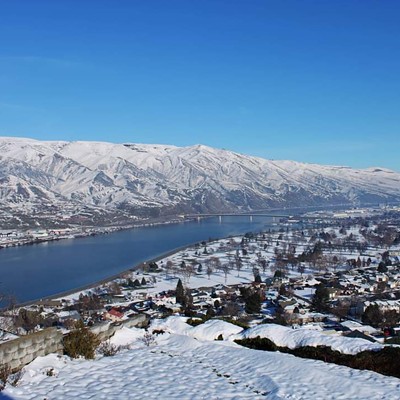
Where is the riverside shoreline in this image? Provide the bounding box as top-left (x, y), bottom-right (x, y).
top-left (0, 216), bottom-right (191, 250)
top-left (4, 204), bottom-right (382, 308)
top-left (13, 236), bottom-right (216, 309)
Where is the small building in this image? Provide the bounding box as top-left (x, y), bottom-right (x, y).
top-left (104, 308), bottom-right (124, 322)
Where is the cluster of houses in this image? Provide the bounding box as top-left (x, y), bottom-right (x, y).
top-left (2, 211), bottom-right (400, 347)
top-left (2, 259), bottom-right (399, 347)
top-left (0, 226), bottom-right (117, 248)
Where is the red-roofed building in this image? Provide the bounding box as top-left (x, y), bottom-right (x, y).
top-left (104, 308), bottom-right (124, 322)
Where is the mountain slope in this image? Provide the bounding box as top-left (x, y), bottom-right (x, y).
top-left (1, 136), bottom-right (399, 227)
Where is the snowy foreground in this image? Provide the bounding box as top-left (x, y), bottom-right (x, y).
top-left (4, 318), bottom-right (400, 400)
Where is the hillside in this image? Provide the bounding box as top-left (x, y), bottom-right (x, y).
top-left (1, 137), bottom-right (400, 228)
top-left (3, 318), bottom-right (400, 399)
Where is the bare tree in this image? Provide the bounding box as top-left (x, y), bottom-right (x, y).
top-left (210, 256), bottom-right (221, 270)
top-left (108, 282), bottom-right (121, 296)
top-left (257, 258), bottom-right (268, 274)
top-left (331, 299), bottom-right (351, 321)
top-left (205, 258), bottom-right (214, 279)
top-left (235, 257), bottom-right (243, 277)
top-left (165, 260), bottom-right (174, 278)
top-left (220, 263), bottom-right (231, 284)
top-left (297, 264), bottom-right (305, 277)
top-left (182, 263), bottom-right (196, 284)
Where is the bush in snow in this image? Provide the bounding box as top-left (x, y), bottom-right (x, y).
top-left (0, 364), bottom-right (12, 391)
top-left (140, 330), bottom-right (156, 347)
top-left (97, 340), bottom-right (120, 357)
top-left (63, 320), bottom-right (100, 359)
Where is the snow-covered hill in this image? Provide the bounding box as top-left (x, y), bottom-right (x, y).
top-left (1, 136), bottom-right (400, 226)
top-left (3, 318), bottom-right (400, 399)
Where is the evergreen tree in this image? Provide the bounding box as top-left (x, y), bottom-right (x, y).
top-left (133, 279), bottom-right (141, 287)
top-left (377, 262), bottom-right (388, 273)
top-left (362, 304), bottom-right (383, 328)
top-left (240, 287), bottom-right (262, 314)
top-left (279, 284), bottom-right (288, 297)
top-left (175, 279), bottom-right (185, 305)
top-left (311, 283), bottom-right (330, 312)
top-left (245, 292), bottom-right (262, 314)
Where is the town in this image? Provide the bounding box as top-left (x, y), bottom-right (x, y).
top-left (1, 206), bottom-right (400, 386)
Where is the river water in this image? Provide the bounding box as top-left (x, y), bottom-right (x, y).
top-left (0, 215), bottom-right (288, 303)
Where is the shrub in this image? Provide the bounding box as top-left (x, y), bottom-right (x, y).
top-left (0, 364), bottom-right (12, 391)
top-left (152, 329), bottom-right (165, 335)
top-left (97, 341), bottom-right (120, 357)
top-left (186, 318), bottom-right (205, 327)
top-left (9, 369), bottom-right (24, 387)
top-left (235, 336), bottom-right (400, 379)
top-left (140, 330), bottom-right (156, 347)
top-left (63, 320), bottom-right (100, 359)
top-left (235, 337), bottom-right (277, 352)
top-left (385, 336), bottom-right (400, 345)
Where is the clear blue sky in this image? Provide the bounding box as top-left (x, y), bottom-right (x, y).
top-left (0, 0), bottom-right (399, 171)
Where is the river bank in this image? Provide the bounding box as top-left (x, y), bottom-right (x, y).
top-left (15, 236), bottom-right (214, 309)
top-left (2, 204), bottom-right (382, 305)
top-left (0, 215), bottom-right (195, 250)
top-left (1, 214), bottom-right (279, 304)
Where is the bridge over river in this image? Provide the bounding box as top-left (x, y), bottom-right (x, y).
top-left (181, 212), bottom-right (324, 221)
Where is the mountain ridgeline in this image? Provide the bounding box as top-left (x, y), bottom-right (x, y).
top-left (1, 137), bottom-right (400, 227)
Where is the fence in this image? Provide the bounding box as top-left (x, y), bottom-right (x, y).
top-left (0, 327), bottom-right (63, 371)
top-left (0, 314), bottom-right (149, 371)
top-left (91, 314), bottom-right (149, 342)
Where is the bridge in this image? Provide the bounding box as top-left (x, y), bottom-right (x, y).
top-left (180, 212), bottom-right (326, 221)
top-left (182, 213), bottom-right (293, 218)
top-left (180, 213), bottom-right (296, 223)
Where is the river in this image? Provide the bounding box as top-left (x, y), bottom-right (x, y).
top-left (0, 214), bottom-right (290, 304)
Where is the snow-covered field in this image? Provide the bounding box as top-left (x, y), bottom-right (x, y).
top-left (4, 318), bottom-right (400, 400)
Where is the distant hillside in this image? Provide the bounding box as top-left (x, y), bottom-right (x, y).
top-left (1, 137), bottom-right (400, 228)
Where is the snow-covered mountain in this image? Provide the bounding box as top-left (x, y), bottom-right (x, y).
top-left (1, 136), bottom-right (400, 226)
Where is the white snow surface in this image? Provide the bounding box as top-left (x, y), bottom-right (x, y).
top-left (150, 316), bottom-right (243, 341)
top-left (190, 319), bottom-right (243, 341)
top-left (4, 317), bottom-right (400, 399)
top-left (235, 323), bottom-right (383, 355)
top-left (108, 326), bottom-right (145, 347)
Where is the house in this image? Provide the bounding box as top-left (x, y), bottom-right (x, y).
top-left (57, 310), bottom-right (82, 324)
top-left (327, 288), bottom-right (341, 299)
top-left (340, 320), bottom-right (378, 336)
top-left (104, 308), bottom-right (124, 322)
top-left (192, 301), bottom-right (210, 311)
top-left (357, 299), bottom-right (400, 315)
top-left (344, 330), bottom-right (377, 343)
top-left (374, 274), bottom-right (388, 283)
top-left (36, 299), bottom-right (63, 309)
top-left (277, 298), bottom-right (298, 314)
top-left (192, 291), bottom-right (211, 303)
